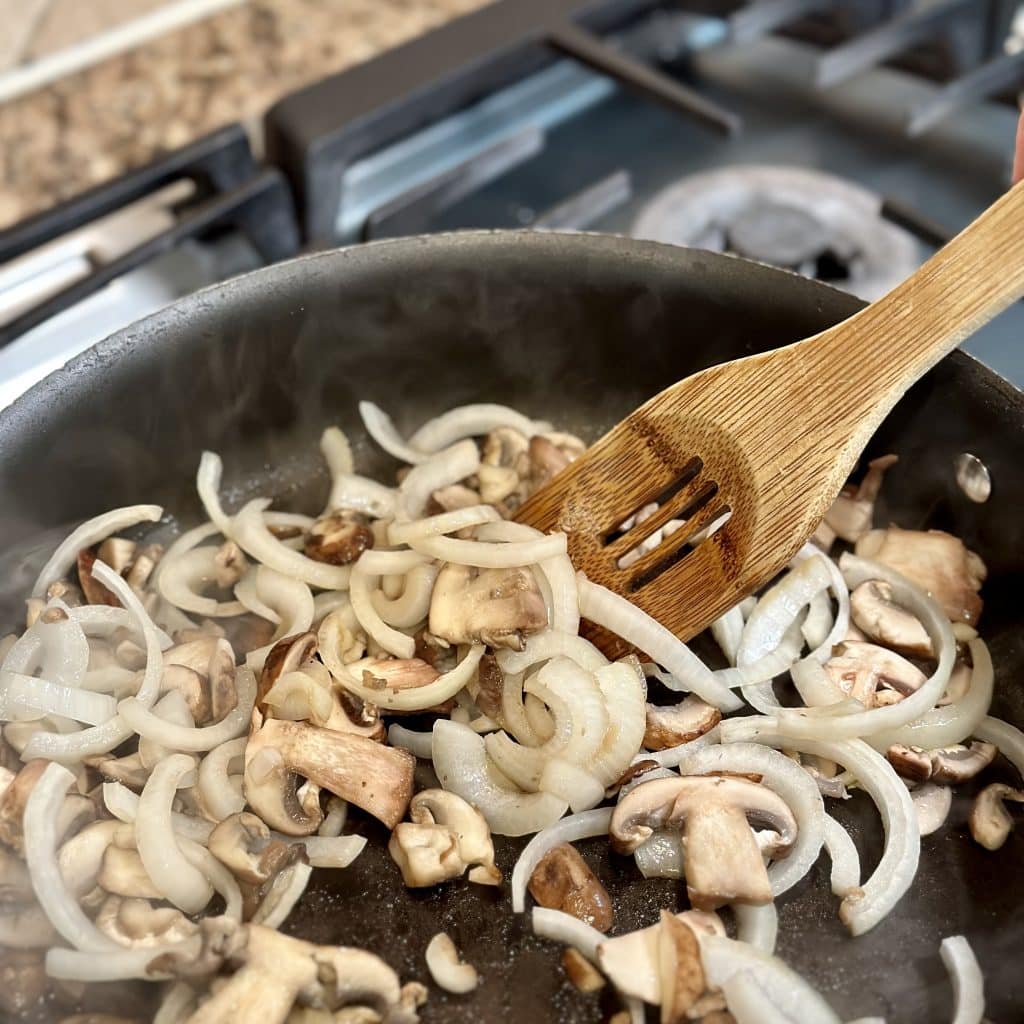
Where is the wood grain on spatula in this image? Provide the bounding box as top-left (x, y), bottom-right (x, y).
top-left (517, 178), bottom-right (1024, 644)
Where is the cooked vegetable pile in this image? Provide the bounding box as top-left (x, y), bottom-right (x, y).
top-left (0, 401), bottom-right (1011, 1024)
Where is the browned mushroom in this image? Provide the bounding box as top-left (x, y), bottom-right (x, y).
top-left (969, 783), bottom-right (1024, 850)
top-left (360, 658), bottom-right (440, 692)
top-left (527, 843), bottom-right (612, 932)
top-left (855, 527), bottom-right (986, 625)
top-left (304, 511), bottom-right (374, 566)
top-left (562, 948), bottom-right (605, 993)
top-left (644, 697), bottom-right (721, 751)
top-left (162, 637), bottom-right (237, 725)
top-left (473, 653), bottom-right (505, 722)
top-left (0, 759), bottom-right (47, 852)
top-left (258, 632), bottom-right (319, 709)
top-left (244, 710), bottom-right (415, 835)
top-left (77, 548), bottom-right (120, 606)
top-left (886, 741), bottom-right (997, 784)
top-left (97, 847), bottom-right (162, 900)
top-left (428, 563), bottom-right (547, 651)
top-left (657, 909), bottom-right (705, 1024)
top-left (849, 580), bottom-right (932, 657)
top-left (610, 776), bottom-right (797, 910)
top-left (824, 641), bottom-right (927, 708)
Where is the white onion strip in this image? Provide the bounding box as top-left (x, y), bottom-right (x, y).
top-left (408, 403), bottom-right (544, 452)
top-left (197, 452), bottom-right (233, 537)
top-left (497, 630), bottom-right (607, 676)
top-left (31, 504), bottom-right (163, 597)
top-left (23, 762), bottom-right (119, 951)
top-left (940, 935), bottom-right (984, 1024)
top-left (822, 815), bottom-right (861, 898)
top-left (136, 754), bottom-right (212, 914)
top-left (298, 835), bottom-right (366, 869)
top-left (234, 499), bottom-right (351, 590)
top-left (119, 667), bottom-right (255, 752)
top-left (511, 808), bottom-right (612, 912)
top-left (0, 670), bottom-right (115, 725)
top-left (531, 906), bottom-right (603, 961)
top-left (102, 781), bottom-right (214, 844)
top-left (733, 903), bottom-right (778, 954)
top-left (358, 401), bottom-right (429, 464)
top-left (578, 575), bottom-right (741, 711)
top-left (388, 723), bottom-right (434, 759)
top-left (408, 531), bottom-right (568, 569)
top-left (371, 563), bottom-right (439, 628)
top-left (157, 546), bottom-right (246, 617)
top-left (777, 554), bottom-right (955, 739)
top-left (974, 715), bottom-right (1024, 779)
top-left (46, 942), bottom-right (195, 982)
top-left (389, 506), bottom-right (500, 545)
top-left (349, 566), bottom-right (416, 659)
top-left (320, 425), bottom-right (354, 477)
top-left (722, 716), bottom-right (917, 936)
top-left (398, 440), bottom-right (480, 520)
top-left (197, 737), bottom-right (247, 821)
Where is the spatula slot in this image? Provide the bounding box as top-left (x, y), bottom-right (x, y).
top-left (626, 500), bottom-right (730, 593)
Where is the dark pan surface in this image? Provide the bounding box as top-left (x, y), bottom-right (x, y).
top-left (1, 232), bottom-right (1022, 1022)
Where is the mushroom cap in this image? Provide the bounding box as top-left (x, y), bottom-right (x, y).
top-left (644, 697), bottom-right (721, 752)
top-left (849, 580), bottom-right (932, 657)
top-left (304, 512), bottom-right (374, 567)
top-left (388, 823), bottom-right (463, 888)
top-left (969, 783), bottom-right (1024, 851)
top-left (409, 789), bottom-right (500, 886)
top-left (824, 641), bottom-right (927, 709)
top-left (208, 812), bottom-right (297, 886)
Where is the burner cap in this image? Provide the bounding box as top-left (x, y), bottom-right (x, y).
top-left (631, 165), bottom-right (920, 300)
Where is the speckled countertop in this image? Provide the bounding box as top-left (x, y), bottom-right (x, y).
top-left (0, 0), bottom-right (492, 229)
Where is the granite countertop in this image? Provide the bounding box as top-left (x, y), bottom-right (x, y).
top-left (0, 0), bottom-right (491, 230)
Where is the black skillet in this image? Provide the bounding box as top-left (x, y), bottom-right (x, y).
top-left (0, 231), bottom-right (1022, 1023)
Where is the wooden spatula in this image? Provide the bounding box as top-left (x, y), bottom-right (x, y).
top-left (516, 179), bottom-right (1024, 642)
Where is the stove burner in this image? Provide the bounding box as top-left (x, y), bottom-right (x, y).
top-left (631, 166), bottom-right (921, 300)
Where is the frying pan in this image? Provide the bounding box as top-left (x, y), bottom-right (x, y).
top-left (1, 231), bottom-right (1022, 1023)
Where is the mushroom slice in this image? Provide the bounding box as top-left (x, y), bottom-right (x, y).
top-left (389, 822), bottom-right (463, 888)
top-left (822, 454), bottom-right (897, 544)
top-left (360, 658), bottom-right (440, 692)
top-left (823, 641), bottom-right (926, 708)
top-left (849, 580), bottom-right (932, 657)
top-left (0, 759), bottom-right (47, 852)
top-left (886, 741), bottom-right (997, 784)
top-left (527, 842), bottom-right (612, 931)
top-left (428, 484), bottom-right (482, 516)
top-left (482, 427), bottom-right (530, 472)
top-left (304, 512), bottom-right (374, 566)
top-left (95, 896), bottom-right (198, 948)
top-left (327, 690), bottom-right (385, 742)
top-left (244, 711), bottom-right (415, 835)
top-left (258, 632), bottom-right (319, 709)
top-left (644, 697), bottom-right (721, 752)
top-left (610, 776), bottom-right (797, 910)
top-left (885, 744), bottom-right (933, 783)
top-left (428, 563), bottom-right (548, 651)
top-left (208, 812), bottom-right (296, 887)
top-left (911, 783), bottom-right (953, 836)
top-left (855, 527), bottom-right (986, 625)
top-left (408, 789), bottom-right (501, 886)
top-left (562, 948), bottom-right (605, 993)
top-left (969, 783), bottom-right (1024, 851)
top-left (528, 435), bottom-right (571, 489)
top-left (97, 847), bottom-right (162, 900)
top-left (425, 932), bottom-right (478, 995)
top-left (657, 909), bottom-right (705, 1024)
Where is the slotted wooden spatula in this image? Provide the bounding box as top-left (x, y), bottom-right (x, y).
top-left (516, 179), bottom-right (1024, 642)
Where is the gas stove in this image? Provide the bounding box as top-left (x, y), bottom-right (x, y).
top-left (1, 0), bottom-right (1023, 408)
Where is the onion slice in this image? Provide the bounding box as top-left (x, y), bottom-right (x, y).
top-left (23, 762), bottom-right (119, 951)
top-left (408, 530), bottom-right (567, 569)
top-left (408, 403), bottom-right (545, 452)
top-left (31, 504), bottom-right (162, 597)
top-left (359, 401), bottom-right (430, 464)
top-left (974, 715), bottom-right (1024, 779)
top-left (822, 815), bottom-right (861, 898)
top-left (940, 935), bottom-right (984, 1024)
top-left (733, 903), bottom-right (778, 955)
top-left (577, 576), bottom-right (740, 711)
top-left (531, 906), bottom-right (604, 960)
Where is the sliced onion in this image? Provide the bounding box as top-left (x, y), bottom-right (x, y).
top-left (634, 830), bottom-right (685, 879)
top-left (497, 630), bottom-right (607, 676)
top-left (672, 742), bottom-right (824, 898)
top-left (531, 906), bottom-right (604, 960)
top-left (791, 657), bottom-right (845, 708)
top-left (974, 715), bottom-right (1024, 779)
top-left (157, 546), bottom-right (246, 617)
top-left (712, 605), bottom-right (745, 665)
top-left (776, 555), bottom-right (955, 740)
top-left (197, 736), bottom-right (247, 821)
top-left (102, 781), bottom-right (214, 844)
top-left (408, 530), bottom-right (567, 569)
top-left (238, 567), bottom-right (314, 673)
top-left (251, 861), bottom-right (311, 928)
top-left (153, 981), bottom-right (198, 1024)
top-left (529, 657), bottom-right (609, 765)
top-left (197, 452), bottom-right (233, 537)
top-left (388, 723), bottom-right (434, 759)
top-left (349, 565), bottom-right (416, 659)
top-left (326, 472), bottom-right (396, 519)
top-left (408, 403), bottom-right (544, 452)
top-left (398, 440), bottom-right (480, 519)
top-left (389, 506), bottom-right (501, 546)
top-left (180, 837), bottom-right (242, 920)
top-left (0, 670), bottom-right (116, 725)
top-left (321, 425), bottom-right (354, 477)
top-left (358, 400), bottom-right (430, 464)
top-left (539, 758), bottom-right (604, 812)
top-left (700, 936), bottom-right (841, 1024)
top-left (46, 942), bottom-right (195, 982)
top-left (577, 576), bottom-right (740, 711)
top-left (822, 816), bottom-right (861, 898)
top-left (722, 716), bottom-right (917, 936)
top-left (734, 903), bottom-right (778, 954)
top-left (234, 571), bottom-right (281, 625)
top-left (136, 754), bottom-right (213, 914)
top-left (298, 834), bottom-right (366, 869)
top-left (511, 807), bottom-right (612, 912)
top-left (432, 719), bottom-right (567, 836)
top-left (23, 761), bottom-right (119, 951)
top-left (869, 638), bottom-right (993, 751)
top-left (338, 644), bottom-right (483, 712)
top-left (233, 499), bottom-right (351, 590)
top-left (31, 504), bottom-right (162, 597)
top-left (590, 659), bottom-right (647, 787)
top-left (119, 666), bottom-right (255, 752)
top-left (37, 603), bottom-right (91, 687)
top-left (371, 563), bottom-right (439, 628)
top-left (940, 935), bottom-right (984, 1024)
top-left (802, 591), bottom-right (833, 650)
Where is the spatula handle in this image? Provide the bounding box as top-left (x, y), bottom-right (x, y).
top-left (813, 176), bottom-right (1024, 414)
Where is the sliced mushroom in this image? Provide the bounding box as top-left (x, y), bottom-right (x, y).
top-left (408, 789), bottom-right (500, 886)
top-left (886, 741), bottom-right (997, 784)
top-left (388, 822), bottom-right (462, 888)
top-left (610, 776), bottom-right (797, 910)
top-left (427, 484), bottom-right (482, 516)
top-left (97, 846), bottom-right (162, 900)
top-left (855, 527), bottom-right (986, 625)
top-left (657, 909), bottom-right (705, 1024)
top-left (244, 710), bottom-right (415, 835)
top-left (473, 653), bottom-right (505, 722)
top-left (91, 752), bottom-right (150, 790)
top-left (562, 948), bottom-right (605, 993)
top-left (125, 544), bottom-right (162, 592)
top-left (849, 580), bottom-right (932, 658)
top-left (304, 512), bottom-right (374, 566)
top-left (95, 896), bottom-right (198, 948)
top-left (162, 637), bottom-right (237, 725)
top-left (428, 563), bottom-right (547, 651)
top-left (527, 842), bottom-right (612, 931)
top-left (477, 463), bottom-right (521, 506)
top-left (207, 813), bottom-right (296, 887)
top-left (258, 633), bottom-right (319, 710)
top-left (425, 932), bottom-right (478, 994)
top-left (821, 454), bottom-right (897, 544)
top-left (912, 783), bottom-right (953, 836)
top-left (644, 697), bottom-right (721, 751)
top-left (482, 427), bottom-right (530, 473)
top-left (824, 641), bottom-right (927, 708)
top-left (360, 658), bottom-right (440, 692)
top-left (969, 783), bottom-right (1024, 850)
top-left (0, 759), bottom-right (47, 852)
top-left (528, 435), bottom-right (571, 490)
top-left (329, 690), bottom-right (386, 742)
